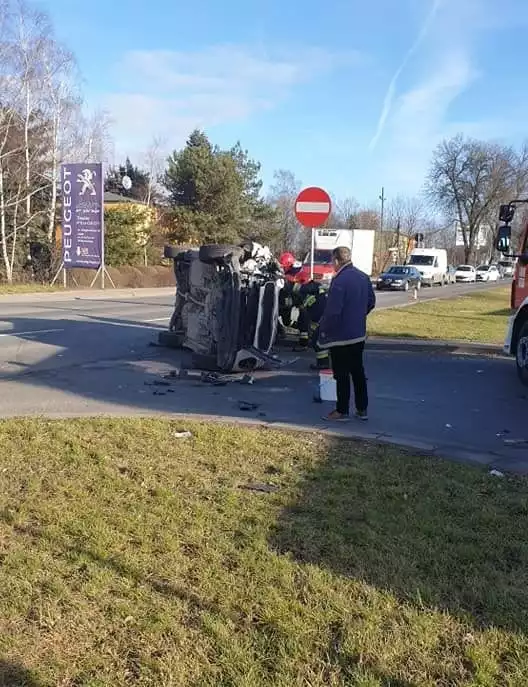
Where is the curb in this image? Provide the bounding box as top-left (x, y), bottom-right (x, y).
top-left (0, 287), bottom-right (175, 304)
top-left (366, 337), bottom-right (507, 357)
top-left (15, 410), bottom-right (512, 472)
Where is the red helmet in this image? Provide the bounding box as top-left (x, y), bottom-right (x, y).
top-left (279, 252), bottom-right (295, 269)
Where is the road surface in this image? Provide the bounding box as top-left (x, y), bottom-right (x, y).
top-left (0, 282), bottom-right (525, 473)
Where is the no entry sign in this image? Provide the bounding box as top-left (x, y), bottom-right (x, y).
top-left (295, 186), bottom-right (331, 228)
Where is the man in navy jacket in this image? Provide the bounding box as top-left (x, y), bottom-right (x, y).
top-left (318, 246), bottom-right (376, 421)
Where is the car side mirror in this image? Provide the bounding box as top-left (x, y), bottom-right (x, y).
top-left (499, 204), bottom-right (516, 224)
top-left (495, 225), bottom-right (511, 254)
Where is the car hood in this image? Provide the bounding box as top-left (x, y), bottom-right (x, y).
top-left (380, 273), bottom-right (407, 279)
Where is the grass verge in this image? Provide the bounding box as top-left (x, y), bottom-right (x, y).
top-left (0, 283), bottom-right (62, 295)
top-left (1, 418), bottom-right (528, 686)
top-left (368, 286), bottom-right (511, 344)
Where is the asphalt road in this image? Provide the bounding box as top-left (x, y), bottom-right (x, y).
top-left (0, 281), bottom-right (525, 473)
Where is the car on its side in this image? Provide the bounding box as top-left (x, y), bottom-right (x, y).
top-left (476, 264), bottom-right (500, 282)
top-left (455, 265), bottom-right (476, 283)
top-left (376, 265), bottom-right (422, 291)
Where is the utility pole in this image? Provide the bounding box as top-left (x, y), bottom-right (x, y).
top-left (379, 186), bottom-right (386, 232)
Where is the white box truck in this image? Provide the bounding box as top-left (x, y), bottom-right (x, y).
top-left (296, 228), bottom-right (375, 283)
top-left (407, 247), bottom-right (448, 286)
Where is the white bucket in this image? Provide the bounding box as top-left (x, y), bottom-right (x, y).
top-left (319, 369), bottom-right (337, 402)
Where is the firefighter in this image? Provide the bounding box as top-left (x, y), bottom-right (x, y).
top-left (278, 252), bottom-right (302, 328)
top-left (296, 279), bottom-right (330, 369)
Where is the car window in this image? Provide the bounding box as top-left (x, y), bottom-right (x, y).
top-left (409, 255), bottom-right (434, 266)
top-left (476, 265), bottom-right (489, 271)
top-left (457, 265), bottom-right (472, 271)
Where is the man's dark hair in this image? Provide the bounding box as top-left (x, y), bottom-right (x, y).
top-left (332, 246), bottom-right (352, 264)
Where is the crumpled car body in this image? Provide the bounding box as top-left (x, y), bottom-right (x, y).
top-left (164, 242), bottom-right (285, 372)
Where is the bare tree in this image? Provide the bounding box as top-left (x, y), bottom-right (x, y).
top-left (426, 134), bottom-right (515, 262)
top-left (268, 169), bottom-right (303, 254)
top-left (386, 195), bottom-right (429, 261)
top-left (143, 135), bottom-right (166, 206)
top-left (9, 0), bottom-right (52, 224)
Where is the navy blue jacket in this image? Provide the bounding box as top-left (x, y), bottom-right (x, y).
top-left (318, 263), bottom-right (375, 349)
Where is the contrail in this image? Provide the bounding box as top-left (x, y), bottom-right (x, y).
top-left (368, 0), bottom-right (443, 151)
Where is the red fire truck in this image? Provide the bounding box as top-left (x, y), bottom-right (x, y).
top-left (496, 201), bottom-right (528, 385)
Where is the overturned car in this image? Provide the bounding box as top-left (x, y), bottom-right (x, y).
top-left (161, 242), bottom-right (285, 372)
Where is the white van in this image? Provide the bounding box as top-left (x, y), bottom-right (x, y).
top-left (407, 248), bottom-right (448, 286)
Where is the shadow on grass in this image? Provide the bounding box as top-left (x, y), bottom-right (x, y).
top-left (270, 437), bottom-right (528, 635)
top-left (488, 308), bottom-right (513, 316)
top-left (0, 660), bottom-right (42, 686)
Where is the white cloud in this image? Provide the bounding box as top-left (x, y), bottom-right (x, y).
top-left (102, 44), bottom-right (362, 157)
top-left (368, 0), bottom-right (443, 151)
top-left (368, 0), bottom-right (515, 195)
top-left (379, 50), bottom-right (478, 191)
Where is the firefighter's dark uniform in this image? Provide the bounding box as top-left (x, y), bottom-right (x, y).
top-left (278, 265), bottom-right (303, 328)
top-left (297, 281), bottom-right (329, 369)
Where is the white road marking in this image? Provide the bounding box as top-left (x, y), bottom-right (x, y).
top-left (0, 328), bottom-right (65, 338)
top-left (145, 317), bottom-right (170, 322)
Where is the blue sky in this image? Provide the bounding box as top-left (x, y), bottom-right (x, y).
top-left (44, 0), bottom-right (528, 206)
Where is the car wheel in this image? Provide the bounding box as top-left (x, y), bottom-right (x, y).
top-left (164, 245), bottom-right (185, 259)
top-left (199, 244), bottom-right (244, 265)
top-left (516, 321), bottom-right (528, 386)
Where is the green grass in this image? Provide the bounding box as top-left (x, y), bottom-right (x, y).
top-left (0, 283), bottom-right (63, 295)
top-left (1, 418), bottom-right (528, 686)
top-left (368, 287), bottom-right (512, 344)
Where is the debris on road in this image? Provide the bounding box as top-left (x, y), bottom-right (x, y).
top-left (201, 372), bottom-right (229, 386)
top-left (238, 401), bottom-right (260, 411)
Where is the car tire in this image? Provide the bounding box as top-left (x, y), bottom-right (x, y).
top-left (164, 245), bottom-right (184, 259)
top-left (516, 321), bottom-right (528, 386)
top-left (199, 244), bottom-right (244, 265)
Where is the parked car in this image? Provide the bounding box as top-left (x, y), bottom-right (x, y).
top-left (446, 265), bottom-right (457, 284)
top-left (162, 242), bottom-right (284, 372)
top-left (476, 264), bottom-right (500, 282)
top-left (498, 259), bottom-right (514, 278)
top-left (455, 265), bottom-right (476, 283)
top-left (376, 265), bottom-right (422, 291)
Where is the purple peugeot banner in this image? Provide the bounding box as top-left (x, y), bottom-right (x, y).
top-left (61, 163), bottom-right (103, 269)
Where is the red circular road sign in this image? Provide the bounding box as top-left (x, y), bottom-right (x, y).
top-left (294, 186), bottom-right (332, 228)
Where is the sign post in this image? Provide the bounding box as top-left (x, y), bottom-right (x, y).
top-left (294, 186), bottom-right (332, 279)
top-left (52, 162), bottom-right (115, 289)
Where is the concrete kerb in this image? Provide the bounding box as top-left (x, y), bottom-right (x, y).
top-left (18, 410), bottom-right (510, 474)
top-left (0, 287), bottom-right (176, 304)
top-left (366, 337), bottom-right (507, 358)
